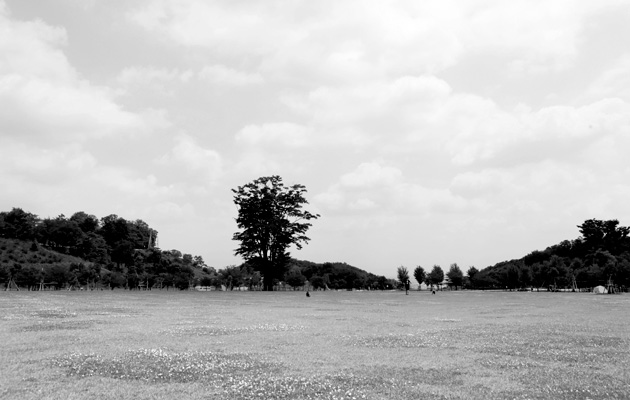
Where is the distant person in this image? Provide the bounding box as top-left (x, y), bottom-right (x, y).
top-left (405, 279), bottom-right (410, 295)
top-left (306, 290), bottom-right (310, 297)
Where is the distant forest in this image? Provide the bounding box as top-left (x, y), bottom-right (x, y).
top-left (0, 207), bottom-right (394, 291)
top-left (471, 219), bottom-right (630, 291)
top-left (1, 208), bottom-right (628, 291)
top-left (0, 207), bottom-right (204, 290)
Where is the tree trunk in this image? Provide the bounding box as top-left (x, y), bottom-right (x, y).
top-left (263, 274), bottom-right (274, 291)
top-left (260, 258), bottom-right (275, 291)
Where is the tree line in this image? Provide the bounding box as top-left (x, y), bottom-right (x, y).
top-left (468, 219), bottom-right (630, 291)
top-left (394, 219), bottom-right (630, 292)
top-left (0, 208), bottom-right (208, 290)
top-left (1, 205), bottom-right (392, 291)
top-left (204, 259), bottom-right (396, 291)
top-left (397, 263), bottom-right (470, 291)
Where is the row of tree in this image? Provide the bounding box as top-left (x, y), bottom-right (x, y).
top-left (0, 207), bottom-right (214, 290)
top-left (467, 219), bottom-right (630, 290)
top-left (0, 238), bottom-right (213, 290)
top-left (393, 219), bottom-right (630, 292)
top-left (0, 208), bottom-right (158, 263)
top-left (208, 260), bottom-right (396, 291)
top-left (397, 263), bottom-right (470, 290)
top-left (5, 175), bottom-right (323, 292)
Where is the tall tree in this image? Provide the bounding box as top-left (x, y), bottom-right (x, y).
top-left (578, 219), bottom-right (630, 255)
top-left (0, 208), bottom-right (39, 240)
top-left (232, 176), bottom-right (319, 291)
top-left (428, 265), bottom-right (444, 290)
top-left (99, 214), bottom-right (129, 247)
top-left (284, 267), bottom-right (307, 289)
top-left (70, 212), bottom-right (99, 233)
top-left (37, 215), bottom-right (85, 254)
top-left (397, 266), bottom-right (410, 288)
top-left (413, 265), bottom-right (426, 289)
top-left (467, 266), bottom-right (479, 289)
top-left (446, 263), bottom-right (464, 289)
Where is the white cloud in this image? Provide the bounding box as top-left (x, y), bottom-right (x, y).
top-left (126, 0), bottom-right (625, 84)
top-left (157, 133), bottom-right (223, 181)
top-left (339, 162), bottom-right (403, 188)
top-left (580, 55), bottom-right (630, 102)
top-left (199, 65), bottom-right (263, 86)
top-left (0, 7), bottom-right (71, 80)
top-left (0, 141), bottom-right (97, 184)
top-left (235, 122), bottom-right (312, 148)
top-left (4, 0), bottom-right (630, 276)
top-left (527, 98), bottom-right (630, 140)
top-left (316, 161), bottom-right (465, 217)
top-left (117, 66), bottom-right (194, 86)
top-left (143, 201), bottom-right (196, 222)
top-left (451, 169), bottom-right (510, 198)
top-left (0, 5), bottom-right (155, 143)
top-left (96, 170), bottom-right (176, 199)
top-left (0, 143), bottom-right (179, 222)
top-left (284, 75), bottom-right (452, 126)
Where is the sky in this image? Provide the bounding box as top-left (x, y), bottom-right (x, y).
top-left (1, 0), bottom-right (629, 278)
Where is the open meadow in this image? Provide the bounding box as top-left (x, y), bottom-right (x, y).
top-left (0, 290), bottom-right (628, 400)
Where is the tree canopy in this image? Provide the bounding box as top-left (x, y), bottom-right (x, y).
top-left (0, 207), bottom-right (207, 291)
top-left (428, 265), bottom-right (444, 289)
top-left (396, 266), bottom-right (409, 288)
top-left (413, 266), bottom-right (426, 287)
top-left (474, 218), bottom-right (630, 290)
top-left (446, 263), bottom-right (464, 289)
top-left (232, 176), bottom-right (319, 291)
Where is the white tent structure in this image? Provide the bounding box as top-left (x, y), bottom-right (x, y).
top-left (593, 285), bottom-right (607, 294)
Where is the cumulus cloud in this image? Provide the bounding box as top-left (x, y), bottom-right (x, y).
top-left (126, 0), bottom-right (625, 84)
top-left (339, 162), bottom-right (403, 188)
top-left (142, 201), bottom-right (195, 222)
top-left (157, 133), bottom-right (223, 181)
top-left (95, 170), bottom-right (175, 199)
top-left (235, 122), bottom-right (312, 148)
top-left (0, 141), bottom-right (97, 184)
top-left (4, 0), bottom-right (630, 274)
top-left (315, 161), bottom-right (465, 217)
top-left (117, 66), bottom-right (194, 86)
top-left (0, 5), bottom-right (154, 143)
top-left (580, 55), bottom-right (630, 102)
top-left (198, 65), bottom-right (263, 86)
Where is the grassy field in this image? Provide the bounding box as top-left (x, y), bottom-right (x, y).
top-left (0, 290), bottom-right (628, 399)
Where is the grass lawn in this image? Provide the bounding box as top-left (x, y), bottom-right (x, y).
top-left (0, 290), bottom-right (628, 399)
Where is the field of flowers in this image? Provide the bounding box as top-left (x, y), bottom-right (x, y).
top-left (1, 290), bottom-right (628, 399)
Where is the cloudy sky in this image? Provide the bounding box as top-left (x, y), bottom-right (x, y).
top-left (1, 0), bottom-right (629, 277)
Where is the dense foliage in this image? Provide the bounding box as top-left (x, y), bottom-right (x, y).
top-left (472, 219), bottom-right (630, 290)
top-left (0, 208), bottom-right (209, 290)
top-left (396, 266), bottom-right (410, 289)
top-left (413, 266), bottom-right (425, 287)
top-left (232, 176), bottom-right (319, 291)
top-left (214, 259), bottom-right (395, 291)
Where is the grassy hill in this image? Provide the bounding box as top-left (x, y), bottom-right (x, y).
top-left (0, 238), bottom-right (86, 269)
top-left (0, 238), bottom-right (209, 290)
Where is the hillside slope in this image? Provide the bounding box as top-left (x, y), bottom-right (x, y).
top-left (0, 238), bottom-right (86, 268)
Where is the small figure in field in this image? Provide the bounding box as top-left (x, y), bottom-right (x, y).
top-left (432, 290), bottom-right (436, 295)
top-left (306, 290), bottom-right (310, 297)
top-left (405, 279), bottom-right (410, 295)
